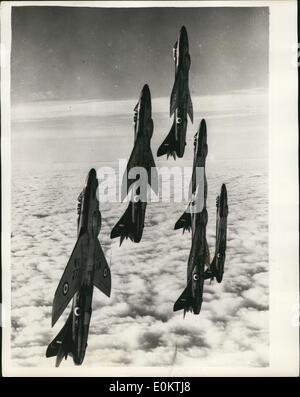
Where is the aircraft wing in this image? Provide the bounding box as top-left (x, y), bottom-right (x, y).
top-left (187, 88), bottom-right (193, 122)
top-left (93, 240), bottom-right (111, 297)
top-left (170, 71), bottom-right (181, 116)
top-left (51, 233), bottom-right (88, 327)
top-left (121, 136), bottom-right (142, 200)
top-left (174, 206), bottom-right (192, 232)
top-left (121, 135), bottom-right (157, 200)
top-left (147, 149), bottom-right (158, 195)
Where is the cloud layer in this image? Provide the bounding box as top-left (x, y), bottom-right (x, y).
top-left (10, 157), bottom-right (268, 369)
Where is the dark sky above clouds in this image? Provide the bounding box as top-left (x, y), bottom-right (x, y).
top-left (11, 6), bottom-right (269, 103)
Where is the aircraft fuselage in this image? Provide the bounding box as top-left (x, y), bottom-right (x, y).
top-left (173, 26), bottom-right (192, 158)
top-left (211, 184), bottom-right (228, 283)
top-left (121, 85), bottom-right (154, 244)
top-left (71, 169), bottom-right (101, 365)
top-left (188, 120), bottom-right (208, 313)
top-left (187, 209), bottom-right (207, 314)
top-left (112, 84), bottom-right (156, 246)
top-left (130, 85), bottom-right (153, 239)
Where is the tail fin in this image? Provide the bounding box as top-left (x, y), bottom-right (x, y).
top-left (46, 312), bottom-right (74, 367)
top-left (157, 121), bottom-right (177, 159)
top-left (173, 279), bottom-right (193, 317)
top-left (110, 201), bottom-right (145, 245)
top-left (121, 145), bottom-right (158, 201)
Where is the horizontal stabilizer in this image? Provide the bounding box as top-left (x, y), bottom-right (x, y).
top-left (173, 279), bottom-right (193, 314)
top-left (157, 121), bottom-right (177, 159)
top-left (110, 201), bottom-right (145, 245)
top-left (93, 240), bottom-right (111, 297)
top-left (110, 202), bottom-right (133, 241)
top-left (174, 209), bottom-right (192, 233)
top-left (46, 311), bottom-right (73, 367)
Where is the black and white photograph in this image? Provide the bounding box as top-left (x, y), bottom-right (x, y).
top-left (1, 1), bottom-right (298, 376)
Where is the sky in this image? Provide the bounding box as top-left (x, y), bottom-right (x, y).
top-left (11, 6), bottom-right (269, 103)
top-left (8, 5), bottom-right (270, 371)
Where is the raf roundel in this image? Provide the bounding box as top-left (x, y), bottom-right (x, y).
top-left (193, 274), bottom-right (199, 281)
top-left (74, 307), bottom-right (81, 317)
top-left (63, 282), bottom-right (69, 296)
top-left (103, 267), bottom-right (108, 278)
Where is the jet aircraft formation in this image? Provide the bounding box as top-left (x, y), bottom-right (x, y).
top-left (46, 26), bottom-right (228, 366)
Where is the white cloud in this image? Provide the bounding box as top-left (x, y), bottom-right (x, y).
top-left (9, 91), bottom-right (269, 370)
top-left (10, 154), bottom-right (269, 369)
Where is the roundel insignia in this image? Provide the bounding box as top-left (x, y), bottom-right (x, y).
top-left (193, 274), bottom-right (199, 281)
top-left (63, 282), bottom-right (69, 295)
top-left (103, 267), bottom-right (108, 278)
top-left (74, 307), bottom-right (81, 317)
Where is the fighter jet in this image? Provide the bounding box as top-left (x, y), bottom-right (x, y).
top-left (173, 119), bottom-right (228, 316)
top-left (173, 120), bottom-right (209, 315)
top-left (157, 26), bottom-right (193, 159)
top-left (110, 84), bottom-right (157, 245)
top-left (204, 184), bottom-right (228, 283)
top-left (46, 168), bottom-right (111, 367)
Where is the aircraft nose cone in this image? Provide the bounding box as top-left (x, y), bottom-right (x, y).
top-left (199, 119), bottom-right (207, 141)
top-left (74, 354), bottom-right (85, 366)
top-left (195, 119), bottom-right (207, 158)
top-left (200, 118), bottom-right (207, 132)
top-left (88, 168), bottom-right (97, 180)
top-left (221, 183), bottom-right (227, 199)
top-left (86, 168), bottom-right (97, 187)
top-left (180, 25), bottom-right (188, 41)
top-left (220, 184), bottom-right (228, 216)
top-left (180, 25), bottom-right (187, 34)
top-left (141, 84), bottom-right (151, 99)
top-left (140, 84), bottom-right (151, 108)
